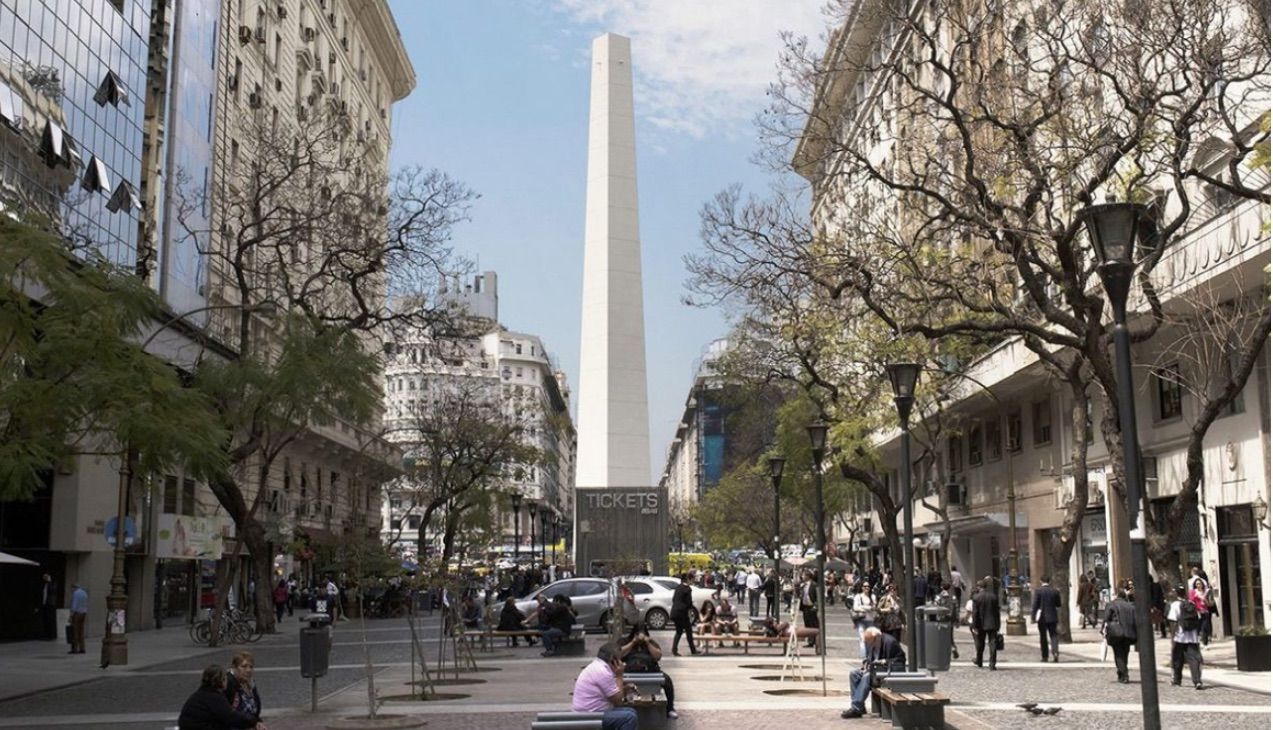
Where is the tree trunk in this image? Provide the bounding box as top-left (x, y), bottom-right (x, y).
top-left (1048, 382), bottom-right (1092, 643)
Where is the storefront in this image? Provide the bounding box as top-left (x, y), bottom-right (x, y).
top-left (1078, 510), bottom-right (1111, 601)
top-left (1217, 504), bottom-right (1264, 635)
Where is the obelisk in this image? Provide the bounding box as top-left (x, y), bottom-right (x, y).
top-left (576, 33), bottom-right (651, 489)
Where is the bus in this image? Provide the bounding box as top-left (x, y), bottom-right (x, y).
top-left (667, 552), bottom-right (714, 574)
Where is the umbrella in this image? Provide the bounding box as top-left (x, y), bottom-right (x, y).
top-left (0, 551), bottom-right (38, 566)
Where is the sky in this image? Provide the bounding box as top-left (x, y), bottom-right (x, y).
top-left (386, 0), bottom-right (829, 480)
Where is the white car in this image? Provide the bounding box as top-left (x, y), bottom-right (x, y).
top-left (647, 576), bottom-right (723, 621)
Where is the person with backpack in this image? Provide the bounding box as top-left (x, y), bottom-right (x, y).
top-left (1167, 584), bottom-right (1204, 689)
top-left (1102, 588), bottom-right (1137, 683)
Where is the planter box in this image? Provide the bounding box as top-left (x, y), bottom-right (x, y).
top-left (1235, 634), bottom-right (1270, 672)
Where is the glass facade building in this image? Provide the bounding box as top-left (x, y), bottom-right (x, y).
top-left (157, 0), bottom-right (218, 317)
top-left (0, 0), bottom-right (152, 267)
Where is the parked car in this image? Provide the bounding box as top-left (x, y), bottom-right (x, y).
top-left (648, 576), bottom-right (721, 622)
top-left (514, 577), bottom-right (613, 632)
top-left (614, 577), bottom-right (679, 630)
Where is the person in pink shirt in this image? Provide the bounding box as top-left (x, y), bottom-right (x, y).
top-left (571, 644), bottom-right (638, 730)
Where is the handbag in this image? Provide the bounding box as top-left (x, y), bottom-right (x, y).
top-left (994, 633), bottom-right (1004, 651)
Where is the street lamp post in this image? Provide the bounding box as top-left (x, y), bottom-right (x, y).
top-left (887, 362), bottom-right (921, 672)
top-left (1005, 477), bottom-right (1026, 635)
top-left (806, 423), bottom-right (829, 697)
top-left (552, 515), bottom-right (559, 566)
top-left (528, 501), bottom-right (539, 566)
top-left (540, 509), bottom-right (549, 567)
top-left (768, 456), bottom-right (786, 619)
top-left (1081, 201), bottom-right (1161, 730)
top-left (510, 493), bottom-right (522, 563)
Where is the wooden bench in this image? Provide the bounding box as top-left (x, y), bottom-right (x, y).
top-left (697, 634), bottom-right (787, 654)
top-left (871, 688), bottom-right (949, 729)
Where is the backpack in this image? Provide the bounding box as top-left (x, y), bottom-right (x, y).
top-left (1176, 600), bottom-right (1200, 632)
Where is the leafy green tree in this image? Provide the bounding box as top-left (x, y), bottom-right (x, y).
top-left (0, 217), bottom-right (225, 499)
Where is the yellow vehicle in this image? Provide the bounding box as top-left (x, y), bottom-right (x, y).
top-left (667, 552), bottom-right (713, 574)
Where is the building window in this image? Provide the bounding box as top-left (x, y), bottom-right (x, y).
top-left (182, 478), bottom-right (196, 516)
top-left (516, 343), bottom-right (523, 354)
top-left (1032, 400), bottom-right (1052, 446)
top-left (163, 475), bottom-right (179, 513)
top-left (1007, 411), bottom-right (1022, 452)
top-left (986, 418), bottom-right (1002, 461)
top-left (1154, 364), bottom-right (1183, 421)
top-left (968, 425), bottom-right (983, 466)
top-left (948, 436), bottom-right (963, 474)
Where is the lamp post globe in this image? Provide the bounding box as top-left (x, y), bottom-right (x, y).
top-left (1081, 201), bottom-right (1160, 730)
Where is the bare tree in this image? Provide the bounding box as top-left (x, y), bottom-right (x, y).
top-left (172, 106), bottom-right (477, 632)
top-left (754, 0), bottom-right (1267, 597)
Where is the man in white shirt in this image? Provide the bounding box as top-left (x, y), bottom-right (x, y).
top-left (745, 568), bottom-right (763, 616)
top-left (734, 569), bottom-right (748, 602)
top-left (1166, 585), bottom-right (1203, 689)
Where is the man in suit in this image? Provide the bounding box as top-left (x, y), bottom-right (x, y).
top-left (1032, 576), bottom-right (1062, 662)
top-left (970, 577), bottom-right (1000, 670)
top-left (841, 627), bottom-right (906, 720)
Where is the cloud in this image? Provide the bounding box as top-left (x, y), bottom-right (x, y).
top-left (555, 0), bottom-right (829, 139)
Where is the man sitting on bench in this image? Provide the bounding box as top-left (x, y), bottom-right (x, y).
top-left (713, 592), bottom-right (740, 637)
top-left (619, 626), bottom-right (678, 719)
top-left (760, 617), bottom-right (819, 643)
top-left (842, 627), bottom-right (906, 720)
top-left (572, 643), bottom-right (638, 730)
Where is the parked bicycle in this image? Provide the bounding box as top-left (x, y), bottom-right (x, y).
top-left (189, 607), bottom-right (263, 645)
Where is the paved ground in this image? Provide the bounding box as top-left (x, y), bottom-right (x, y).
top-left (0, 606), bottom-right (1266, 729)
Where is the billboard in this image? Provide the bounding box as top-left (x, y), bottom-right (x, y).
top-left (574, 487), bottom-right (667, 577)
top-left (156, 514), bottom-right (234, 559)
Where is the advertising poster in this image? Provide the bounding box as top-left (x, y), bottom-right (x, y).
top-left (156, 514), bottom-right (233, 559)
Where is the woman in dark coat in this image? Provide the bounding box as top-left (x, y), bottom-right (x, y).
top-left (497, 597), bottom-right (533, 646)
top-left (179, 664), bottom-right (265, 730)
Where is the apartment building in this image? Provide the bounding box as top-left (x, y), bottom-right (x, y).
top-left (660, 339), bottom-right (733, 518)
top-left (0, 0), bottom-right (414, 640)
top-left (380, 272), bottom-right (577, 565)
top-left (797, 0), bottom-right (1269, 636)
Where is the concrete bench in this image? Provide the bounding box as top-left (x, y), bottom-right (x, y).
top-left (624, 672), bottom-right (666, 700)
top-left (872, 688), bottom-right (949, 729)
top-left (531, 711), bottom-right (603, 730)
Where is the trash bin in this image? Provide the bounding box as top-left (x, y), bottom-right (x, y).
top-left (300, 614), bottom-right (332, 678)
top-left (920, 606), bottom-right (952, 671)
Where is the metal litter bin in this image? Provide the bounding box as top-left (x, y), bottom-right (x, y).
top-left (921, 605), bottom-right (952, 671)
top-left (300, 614), bottom-right (332, 712)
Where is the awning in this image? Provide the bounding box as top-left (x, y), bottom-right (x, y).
top-left (922, 512), bottom-right (1027, 537)
top-left (0, 551), bottom-right (39, 566)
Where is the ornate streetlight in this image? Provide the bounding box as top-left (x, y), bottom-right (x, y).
top-left (887, 361), bottom-right (921, 672)
top-left (510, 492), bottom-right (522, 562)
top-left (1080, 201), bottom-right (1160, 730)
top-left (806, 423), bottom-right (829, 697)
top-left (540, 508), bottom-right (549, 566)
top-left (551, 514), bottom-right (560, 566)
top-left (527, 501), bottom-right (539, 566)
top-left (768, 456), bottom-right (786, 619)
